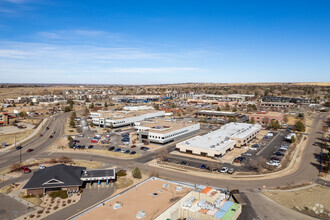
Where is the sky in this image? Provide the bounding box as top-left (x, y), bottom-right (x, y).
top-left (0, 0), bottom-right (329, 84)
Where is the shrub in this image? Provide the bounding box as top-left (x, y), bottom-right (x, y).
top-left (29, 214), bottom-right (35, 218)
top-left (53, 206), bottom-right (58, 210)
top-left (37, 210), bottom-right (43, 214)
top-left (132, 167), bottom-right (142, 179)
top-left (49, 190), bottom-right (68, 199)
top-left (46, 211), bottom-right (49, 214)
top-left (116, 170), bottom-right (127, 177)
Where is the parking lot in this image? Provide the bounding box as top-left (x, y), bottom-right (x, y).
top-left (162, 129), bottom-right (294, 174)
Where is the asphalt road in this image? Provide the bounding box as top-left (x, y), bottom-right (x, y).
top-left (0, 113), bottom-right (69, 169)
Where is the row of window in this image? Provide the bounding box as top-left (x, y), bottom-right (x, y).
top-left (149, 129), bottom-right (189, 140)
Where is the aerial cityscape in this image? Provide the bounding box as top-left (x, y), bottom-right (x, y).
top-left (0, 1), bottom-right (329, 220)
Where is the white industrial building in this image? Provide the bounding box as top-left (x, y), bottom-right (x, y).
top-left (135, 119), bottom-right (200, 144)
top-left (176, 123), bottom-right (261, 157)
top-left (90, 110), bottom-right (165, 128)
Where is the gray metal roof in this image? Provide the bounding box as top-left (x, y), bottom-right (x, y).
top-left (23, 164), bottom-right (86, 189)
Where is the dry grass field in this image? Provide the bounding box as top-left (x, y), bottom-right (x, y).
top-left (0, 129), bottom-right (35, 146)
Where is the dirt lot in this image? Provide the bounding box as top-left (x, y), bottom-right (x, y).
top-left (264, 184), bottom-right (330, 219)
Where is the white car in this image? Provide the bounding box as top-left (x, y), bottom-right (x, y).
top-left (39, 165), bottom-right (46, 169)
top-left (280, 145), bottom-right (289, 149)
top-left (220, 167), bottom-right (229, 173)
top-left (266, 161), bottom-right (280, 167)
top-left (121, 149), bottom-right (126, 153)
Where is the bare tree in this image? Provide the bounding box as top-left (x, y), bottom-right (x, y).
top-left (249, 156), bottom-right (267, 173)
top-left (10, 162), bottom-right (23, 172)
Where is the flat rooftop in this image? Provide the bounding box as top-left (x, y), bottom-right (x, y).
top-left (80, 169), bottom-right (115, 180)
top-left (250, 111), bottom-right (284, 117)
top-left (195, 110), bottom-right (240, 117)
top-left (136, 118), bottom-right (198, 134)
top-left (91, 109), bottom-right (163, 120)
top-left (77, 179), bottom-right (193, 220)
top-left (179, 123), bottom-right (261, 150)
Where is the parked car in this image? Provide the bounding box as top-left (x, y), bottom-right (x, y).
top-left (270, 156), bottom-right (281, 161)
top-left (278, 148), bottom-right (287, 152)
top-left (273, 151), bottom-right (284, 156)
top-left (39, 165), bottom-right (46, 169)
top-left (49, 135), bottom-right (53, 138)
top-left (39, 134), bottom-right (43, 137)
top-left (78, 134), bottom-right (84, 138)
top-left (131, 145), bottom-right (137, 148)
top-left (123, 142), bottom-right (129, 145)
top-left (88, 145), bottom-right (94, 149)
top-left (124, 150), bottom-right (130, 154)
top-left (16, 146), bottom-right (22, 150)
top-left (220, 167), bottom-right (229, 173)
top-left (108, 146), bottom-right (115, 151)
top-left (121, 149), bottom-right (126, 153)
top-left (140, 147), bottom-right (150, 151)
top-left (130, 151), bottom-right (136, 155)
top-left (21, 166), bottom-right (31, 173)
top-left (27, 148), bottom-right (33, 152)
top-left (114, 148), bottom-right (121, 152)
top-left (266, 161), bottom-right (280, 167)
top-left (46, 127), bottom-right (49, 130)
top-left (200, 164), bottom-right (206, 169)
top-left (227, 168), bottom-right (235, 174)
top-left (180, 161), bottom-right (188, 166)
top-left (241, 152), bottom-right (252, 157)
top-left (233, 157), bottom-right (245, 163)
top-left (91, 139), bottom-right (98, 143)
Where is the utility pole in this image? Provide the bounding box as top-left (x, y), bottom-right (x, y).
top-left (19, 148), bottom-right (21, 163)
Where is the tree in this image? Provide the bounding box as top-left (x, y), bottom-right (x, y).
top-left (84, 107), bottom-right (90, 116)
top-left (70, 120), bottom-right (76, 128)
top-left (251, 104), bottom-right (257, 111)
top-left (64, 106), bottom-right (71, 112)
top-left (232, 108), bottom-right (237, 112)
top-left (132, 167), bottom-right (142, 179)
top-left (295, 120), bottom-right (305, 132)
top-left (104, 102), bottom-right (108, 108)
top-left (216, 106), bottom-right (221, 111)
top-left (90, 121), bottom-right (94, 127)
top-left (228, 117), bottom-right (237, 123)
top-left (30, 101), bottom-right (34, 106)
top-left (154, 104), bottom-right (159, 110)
top-left (249, 117), bottom-right (255, 124)
top-left (12, 104), bottom-right (16, 107)
top-left (110, 122), bottom-right (113, 129)
top-left (291, 135), bottom-right (296, 143)
top-left (67, 135), bottom-right (73, 141)
top-left (283, 115), bottom-right (289, 124)
top-left (89, 103), bottom-right (94, 109)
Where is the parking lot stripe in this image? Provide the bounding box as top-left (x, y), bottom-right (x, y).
top-left (256, 132), bottom-right (281, 156)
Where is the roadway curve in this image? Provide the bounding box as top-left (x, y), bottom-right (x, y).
top-left (0, 113), bottom-right (69, 169)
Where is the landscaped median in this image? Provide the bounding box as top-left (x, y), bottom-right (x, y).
top-left (48, 146), bottom-right (141, 159)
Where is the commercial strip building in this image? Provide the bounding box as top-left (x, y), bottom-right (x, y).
top-left (195, 110), bottom-right (240, 119)
top-left (90, 110), bottom-right (165, 128)
top-left (176, 123), bottom-right (261, 157)
top-left (23, 164), bottom-right (116, 196)
top-left (73, 177), bottom-right (241, 220)
top-left (192, 94), bottom-right (255, 102)
top-left (259, 102), bottom-right (295, 109)
top-left (262, 96), bottom-right (312, 104)
top-left (249, 111), bottom-right (285, 125)
top-left (134, 119), bottom-right (200, 144)
top-left (187, 99), bottom-right (238, 107)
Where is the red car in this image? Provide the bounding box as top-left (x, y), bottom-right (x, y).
top-left (131, 145), bottom-right (137, 148)
top-left (27, 149), bottom-right (33, 152)
top-left (49, 135), bottom-right (53, 138)
top-left (91, 139), bottom-right (98, 143)
top-left (21, 166), bottom-right (31, 173)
